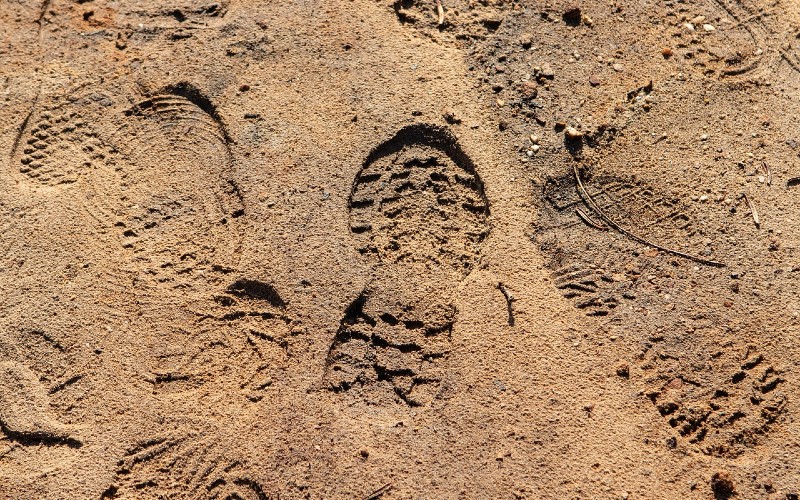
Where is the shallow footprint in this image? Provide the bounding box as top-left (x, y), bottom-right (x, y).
top-left (8, 93), bottom-right (115, 187)
top-left (107, 426), bottom-right (266, 499)
top-left (0, 361), bottom-right (78, 446)
top-left (323, 124), bottom-right (489, 406)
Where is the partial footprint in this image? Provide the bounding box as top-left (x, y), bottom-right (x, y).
top-left (0, 361), bottom-right (78, 446)
top-left (391, 0), bottom-right (510, 47)
top-left (536, 170), bottom-right (727, 317)
top-left (9, 93), bottom-right (116, 187)
top-left (96, 83), bottom-right (244, 292)
top-left (323, 124), bottom-right (489, 406)
top-left (639, 345), bottom-right (786, 457)
top-left (661, 0), bottom-right (772, 79)
top-left (0, 322), bottom-right (90, 451)
top-left (144, 278), bottom-right (289, 402)
top-left (107, 428), bottom-right (266, 499)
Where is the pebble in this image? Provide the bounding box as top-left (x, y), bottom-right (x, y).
top-left (520, 80), bottom-right (538, 98)
top-left (700, 134), bottom-right (709, 141)
top-left (526, 150), bottom-right (533, 157)
top-left (612, 63), bottom-right (624, 72)
top-left (703, 24), bottom-right (716, 32)
top-left (530, 134), bottom-right (540, 144)
top-left (541, 63), bottom-right (555, 79)
top-left (565, 126), bottom-right (582, 139)
top-left (699, 195), bottom-right (709, 202)
top-left (691, 15), bottom-right (706, 24)
top-left (758, 175), bottom-right (765, 183)
top-left (589, 74), bottom-right (601, 86)
top-left (684, 22), bottom-right (695, 31)
top-left (442, 108), bottom-right (462, 124)
top-left (532, 144), bottom-right (540, 152)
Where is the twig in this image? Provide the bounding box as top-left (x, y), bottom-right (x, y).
top-left (364, 483), bottom-right (392, 500)
top-left (435, 0), bottom-right (445, 25)
top-left (11, 93), bottom-right (40, 157)
top-left (572, 165), bottom-right (725, 267)
top-left (36, 0), bottom-right (52, 34)
top-left (742, 192), bottom-right (760, 228)
top-left (576, 207), bottom-right (607, 230)
top-left (762, 161), bottom-right (772, 186)
top-left (498, 282), bottom-right (516, 326)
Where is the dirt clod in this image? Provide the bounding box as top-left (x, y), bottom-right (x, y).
top-left (711, 472), bottom-right (735, 498)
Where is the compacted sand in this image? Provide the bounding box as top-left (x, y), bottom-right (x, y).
top-left (1, 0), bottom-right (799, 498)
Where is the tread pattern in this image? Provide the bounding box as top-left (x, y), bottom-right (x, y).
top-left (324, 125), bottom-right (489, 406)
top-left (109, 431), bottom-right (267, 499)
top-left (536, 172), bottom-right (718, 317)
top-left (641, 348), bottom-right (786, 457)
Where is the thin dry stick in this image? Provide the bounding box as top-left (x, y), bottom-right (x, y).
top-left (572, 165), bottom-right (725, 267)
top-left (498, 282), bottom-right (516, 326)
top-left (436, 0), bottom-right (445, 25)
top-left (576, 207), bottom-right (607, 230)
top-left (742, 192), bottom-right (760, 228)
top-left (762, 160), bottom-right (772, 186)
top-left (365, 483), bottom-right (392, 500)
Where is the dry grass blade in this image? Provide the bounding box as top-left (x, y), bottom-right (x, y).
top-left (576, 207), bottom-right (607, 230)
top-left (572, 165), bottom-right (725, 267)
top-left (762, 161), bottom-right (772, 186)
top-left (436, 0), bottom-right (445, 25)
top-left (742, 192), bottom-right (760, 228)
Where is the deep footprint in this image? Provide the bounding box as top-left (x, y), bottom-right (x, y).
top-left (324, 124), bottom-right (489, 406)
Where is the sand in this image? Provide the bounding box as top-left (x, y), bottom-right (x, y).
top-left (1, 0), bottom-right (799, 498)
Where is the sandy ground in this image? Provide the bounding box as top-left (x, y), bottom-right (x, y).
top-left (0, 0), bottom-right (799, 498)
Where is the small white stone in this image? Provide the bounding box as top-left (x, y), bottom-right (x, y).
top-left (526, 150), bottom-right (533, 157)
top-left (700, 134), bottom-right (709, 141)
top-left (758, 175), bottom-right (765, 183)
top-left (703, 24), bottom-right (715, 32)
top-left (532, 144), bottom-right (540, 152)
top-left (699, 195), bottom-right (709, 202)
top-left (684, 22), bottom-right (695, 31)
